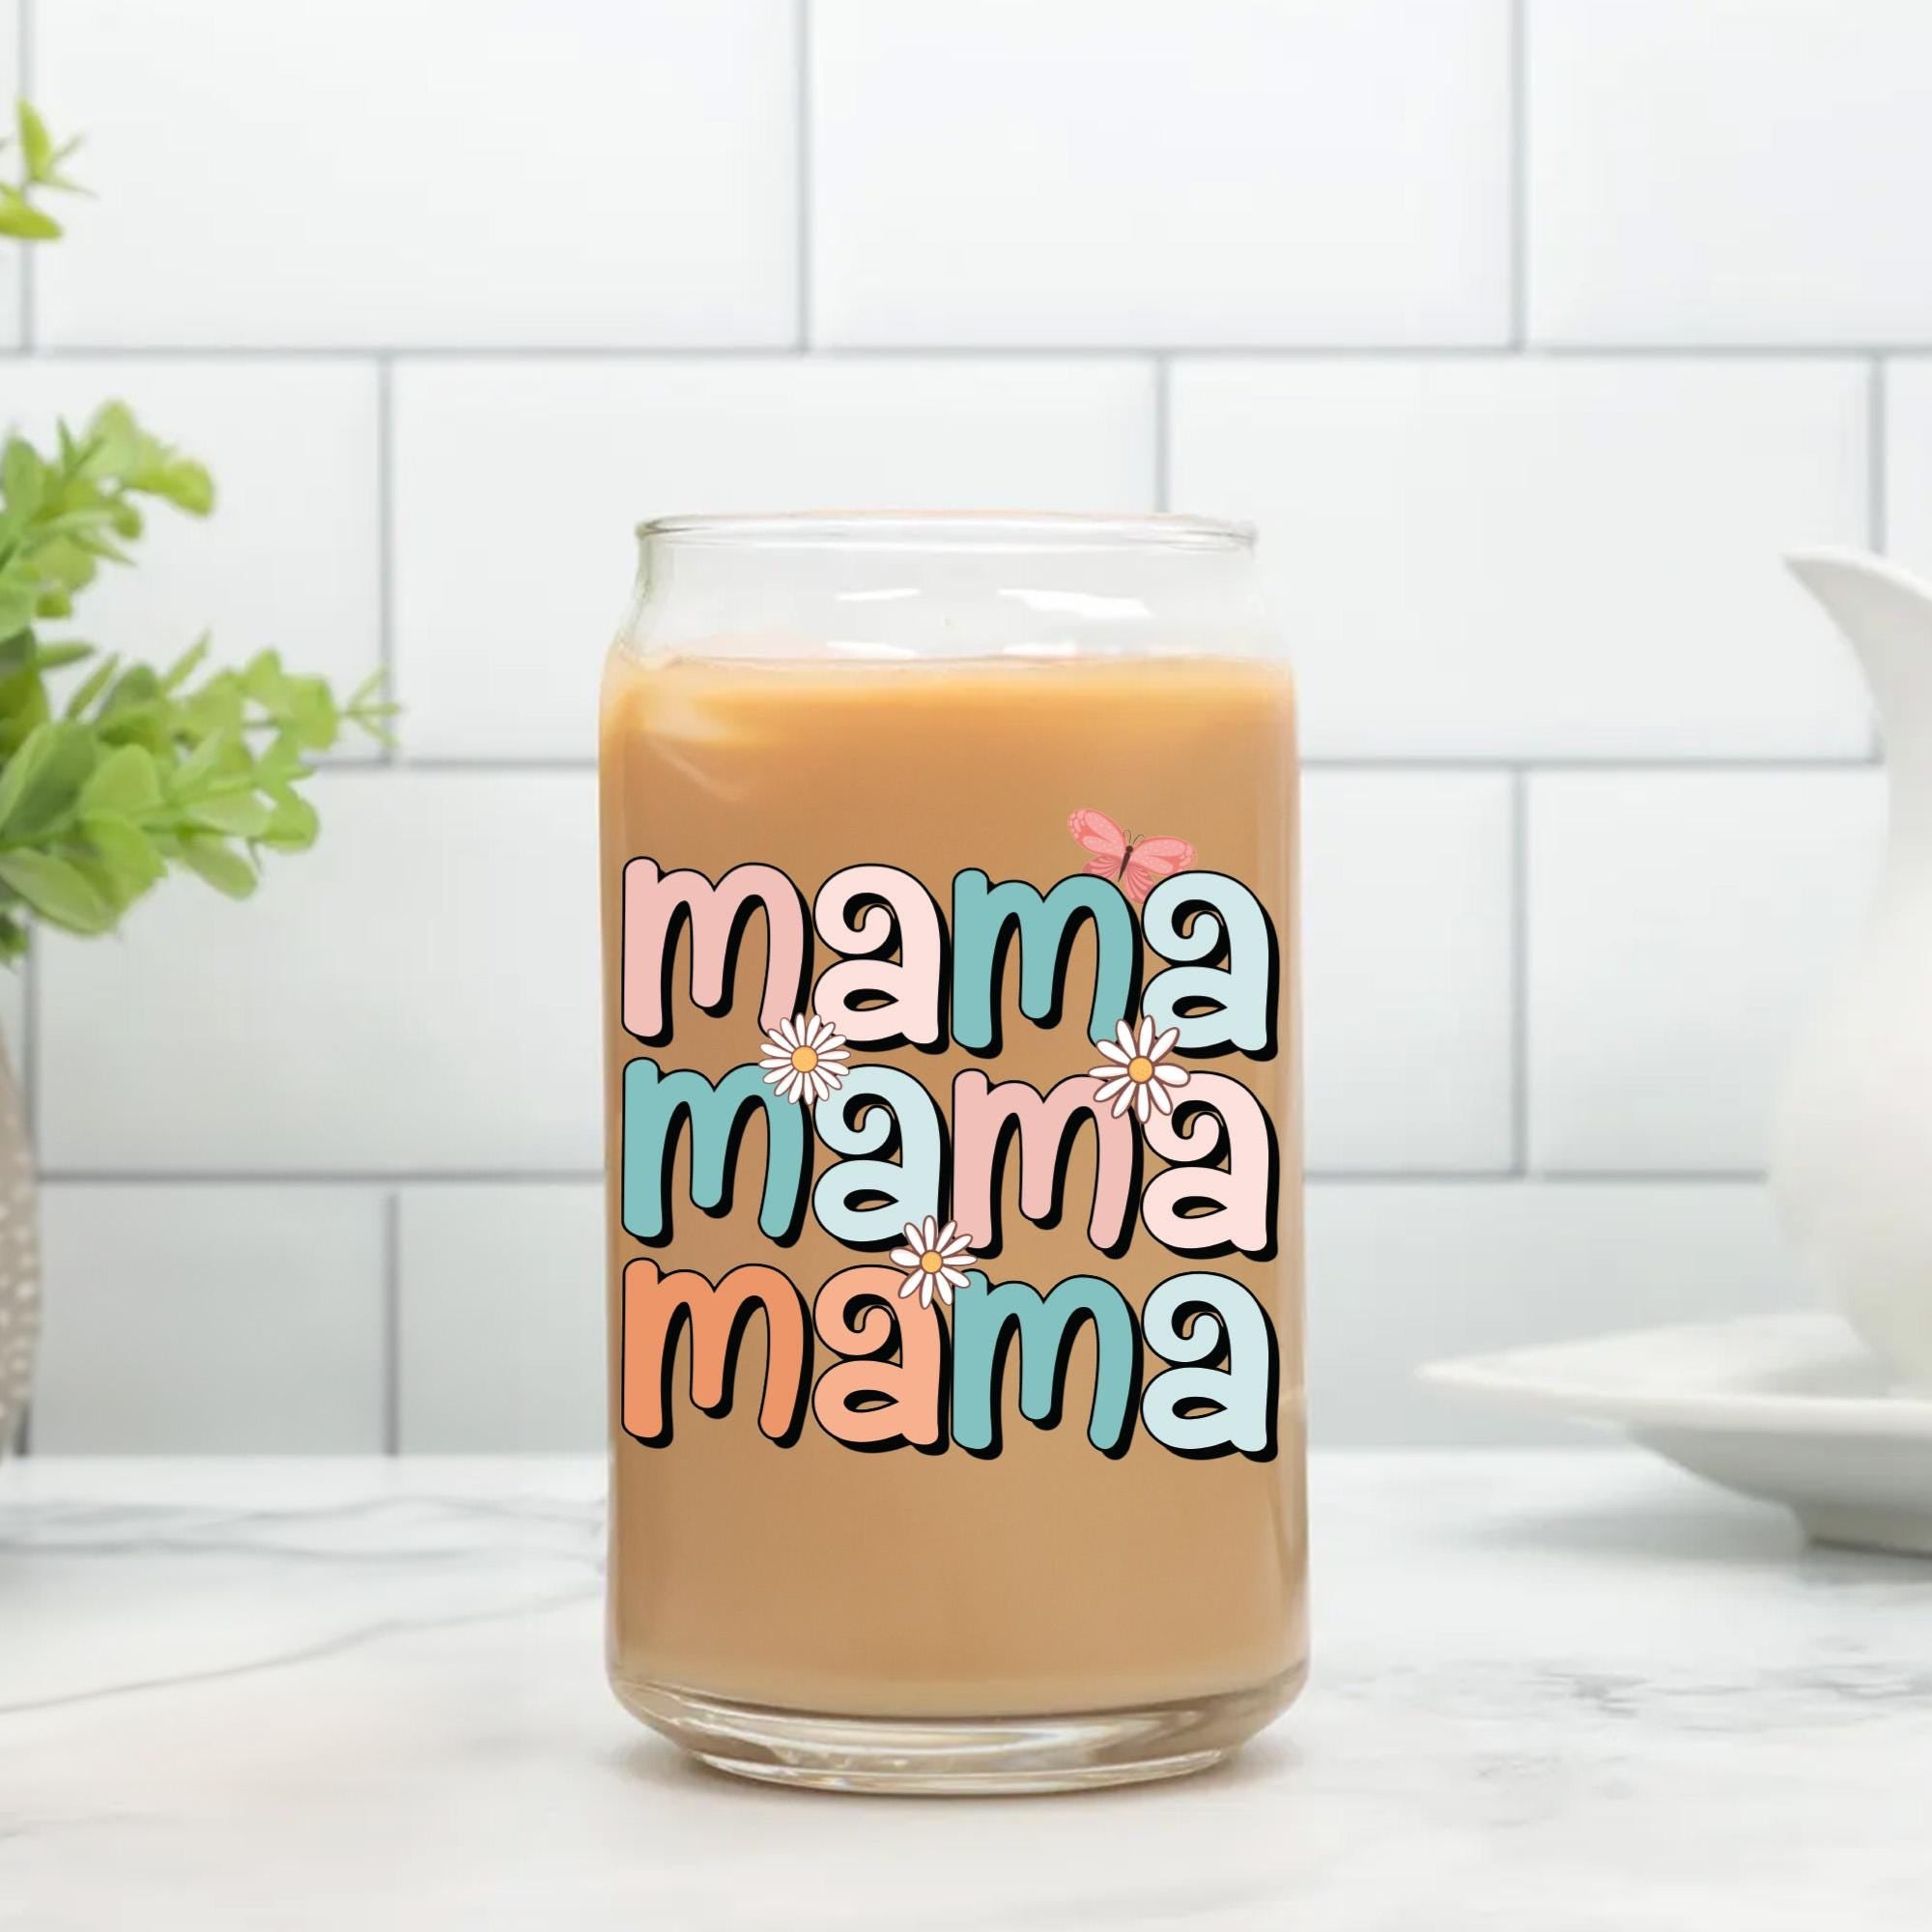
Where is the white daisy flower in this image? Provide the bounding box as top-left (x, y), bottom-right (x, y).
top-left (1090, 1015), bottom-right (1189, 1123)
top-left (889, 1215), bottom-right (976, 1309)
top-left (758, 1011), bottom-right (850, 1106)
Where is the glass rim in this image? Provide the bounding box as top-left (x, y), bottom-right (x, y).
top-left (634, 510), bottom-right (1257, 554)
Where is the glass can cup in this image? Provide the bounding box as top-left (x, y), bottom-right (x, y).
top-left (600, 513), bottom-right (1305, 1793)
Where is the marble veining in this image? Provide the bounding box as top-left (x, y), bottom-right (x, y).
top-left (1, 1451), bottom-right (1928, 1930)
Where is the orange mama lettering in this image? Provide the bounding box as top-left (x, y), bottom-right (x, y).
top-left (622, 1261), bottom-right (1278, 1461)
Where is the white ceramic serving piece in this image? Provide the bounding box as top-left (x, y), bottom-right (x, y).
top-left (1423, 1314), bottom-right (1932, 1554)
top-left (1775, 549), bottom-right (1932, 1385)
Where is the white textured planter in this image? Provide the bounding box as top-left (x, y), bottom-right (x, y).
top-left (0, 1036), bottom-right (38, 1452)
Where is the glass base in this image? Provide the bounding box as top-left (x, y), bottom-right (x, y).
top-left (613, 1665), bottom-right (1305, 1795)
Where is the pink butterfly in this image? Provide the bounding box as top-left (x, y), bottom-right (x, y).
top-left (1067, 810), bottom-right (1195, 905)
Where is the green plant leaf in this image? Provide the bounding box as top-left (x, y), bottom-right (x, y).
top-left (3, 436), bottom-right (45, 517)
top-left (0, 186), bottom-right (61, 241)
top-left (177, 834), bottom-right (257, 899)
top-left (0, 724), bottom-right (54, 830)
top-left (82, 401), bottom-right (141, 477)
top-left (100, 663), bottom-right (161, 719)
top-left (62, 651), bottom-right (119, 719)
top-left (78, 741), bottom-right (160, 817)
top-left (159, 635), bottom-right (209, 692)
top-left (0, 666), bottom-right (50, 755)
top-left (153, 458), bottom-right (213, 515)
top-left (347, 668), bottom-right (389, 709)
top-left (0, 123), bottom-right (403, 947)
top-left (257, 786), bottom-right (320, 852)
top-left (168, 724), bottom-right (232, 796)
top-left (17, 100), bottom-right (53, 181)
top-left (0, 849), bottom-right (112, 932)
top-left (0, 719), bottom-right (97, 839)
top-left (81, 812), bottom-right (166, 895)
top-left (287, 675), bottom-right (341, 752)
top-left (185, 787), bottom-right (272, 838)
top-left (0, 584), bottom-right (36, 636)
top-left (32, 640), bottom-right (94, 670)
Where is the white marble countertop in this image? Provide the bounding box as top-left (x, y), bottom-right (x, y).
top-left (1, 1450), bottom-right (1927, 1930)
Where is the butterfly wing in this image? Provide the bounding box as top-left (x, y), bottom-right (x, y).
top-left (1067, 808), bottom-right (1129, 881)
top-left (1119, 836), bottom-right (1195, 905)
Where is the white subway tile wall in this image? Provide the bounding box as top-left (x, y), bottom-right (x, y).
top-left (810, 0), bottom-right (1514, 348)
top-left (36, 773), bottom-right (601, 1175)
top-left (1169, 356), bottom-right (1871, 757)
top-left (31, 0), bottom-right (800, 348)
top-left (1527, 772), bottom-right (1885, 1173)
top-left (1528, 0), bottom-right (1932, 346)
top-left (392, 357), bottom-right (1156, 757)
top-left (1302, 773), bottom-right (1515, 1172)
top-left (33, 1185), bottom-right (386, 1452)
top-left (0, 3), bottom-right (16, 348)
top-left (1, 0), bottom-right (1909, 1450)
top-left (1888, 360), bottom-right (1932, 573)
top-left (1307, 1180), bottom-right (1809, 1444)
top-left (1, 360), bottom-right (382, 712)
top-left (396, 1185), bottom-right (604, 1453)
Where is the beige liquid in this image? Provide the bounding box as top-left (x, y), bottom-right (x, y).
top-left (601, 650), bottom-right (1306, 1722)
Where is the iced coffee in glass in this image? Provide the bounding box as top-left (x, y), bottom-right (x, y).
top-left (600, 513), bottom-right (1304, 1791)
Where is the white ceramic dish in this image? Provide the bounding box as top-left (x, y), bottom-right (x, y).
top-left (1422, 1314), bottom-right (1932, 1555)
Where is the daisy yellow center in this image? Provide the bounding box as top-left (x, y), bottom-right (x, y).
top-left (789, 1044), bottom-right (819, 1073)
top-left (919, 1250), bottom-right (945, 1274)
top-left (1127, 1055), bottom-right (1155, 1083)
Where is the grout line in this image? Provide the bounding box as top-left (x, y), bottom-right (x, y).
top-left (18, 935), bottom-right (38, 1159)
top-left (31, 1165), bottom-right (1769, 1187)
top-left (375, 355), bottom-right (398, 764)
top-left (15, 0), bottom-right (33, 352)
top-left (1509, 769), bottom-right (1529, 1173)
top-left (794, 0), bottom-right (812, 350)
top-left (1869, 355), bottom-right (1889, 554)
top-left (381, 1190), bottom-right (401, 1454)
top-left (11, 933), bottom-right (29, 1457)
top-left (319, 755), bottom-right (600, 775)
top-left (1152, 355), bottom-right (1171, 510)
top-left (41, 1170), bottom-right (607, 1186)
top-left (1308, 1169), bottom-right (1768, 1185)
top-left (1526, 1168), bottom-right (1767, 1184)
top-left (1300, 753), bottom-right (1883, 774)
top-left (1508, 0), bottom-right (1527, 347)
top-left (302, 753), bottom-right (1889, 780)
top-left (1306, 1169), bottom-right (1521, 1185)
top-left (3, 341), bottom-right (1926, 362)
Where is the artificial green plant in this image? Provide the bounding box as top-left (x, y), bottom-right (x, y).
top-left (0, 102), bottom-right (393, 958)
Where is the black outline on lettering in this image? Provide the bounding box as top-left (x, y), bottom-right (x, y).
top-left (619, 1059), bottom-right (810, 1250)
top-left (1140, 1274), bottom-right (1281, 1463)
top-left (810, 1070), bottom-right (952, 1253)
top-left (953, 1275), bottom-right (1142, 1463)
top-left (810, 1279), bottom-right (953, 1458)
top-left (619, 1260), bottom-right (812, 1449)
top-left (948, 868), bottom-right (1142, 1059)
top-left (812, 863), bottom-right (952, 1054)
top-left (1142, 873), bottom-right (1282, 1063)
top-left (952, 1071), bottom-right (1140, 1262)
top-left (620, 859), bottom-right (812, 1046)
top-left (1139, 1088), bottom-right (1281, 1263)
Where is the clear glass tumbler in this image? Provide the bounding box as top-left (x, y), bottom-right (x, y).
top-left (600, 513), bottom-right (1305, 1792)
